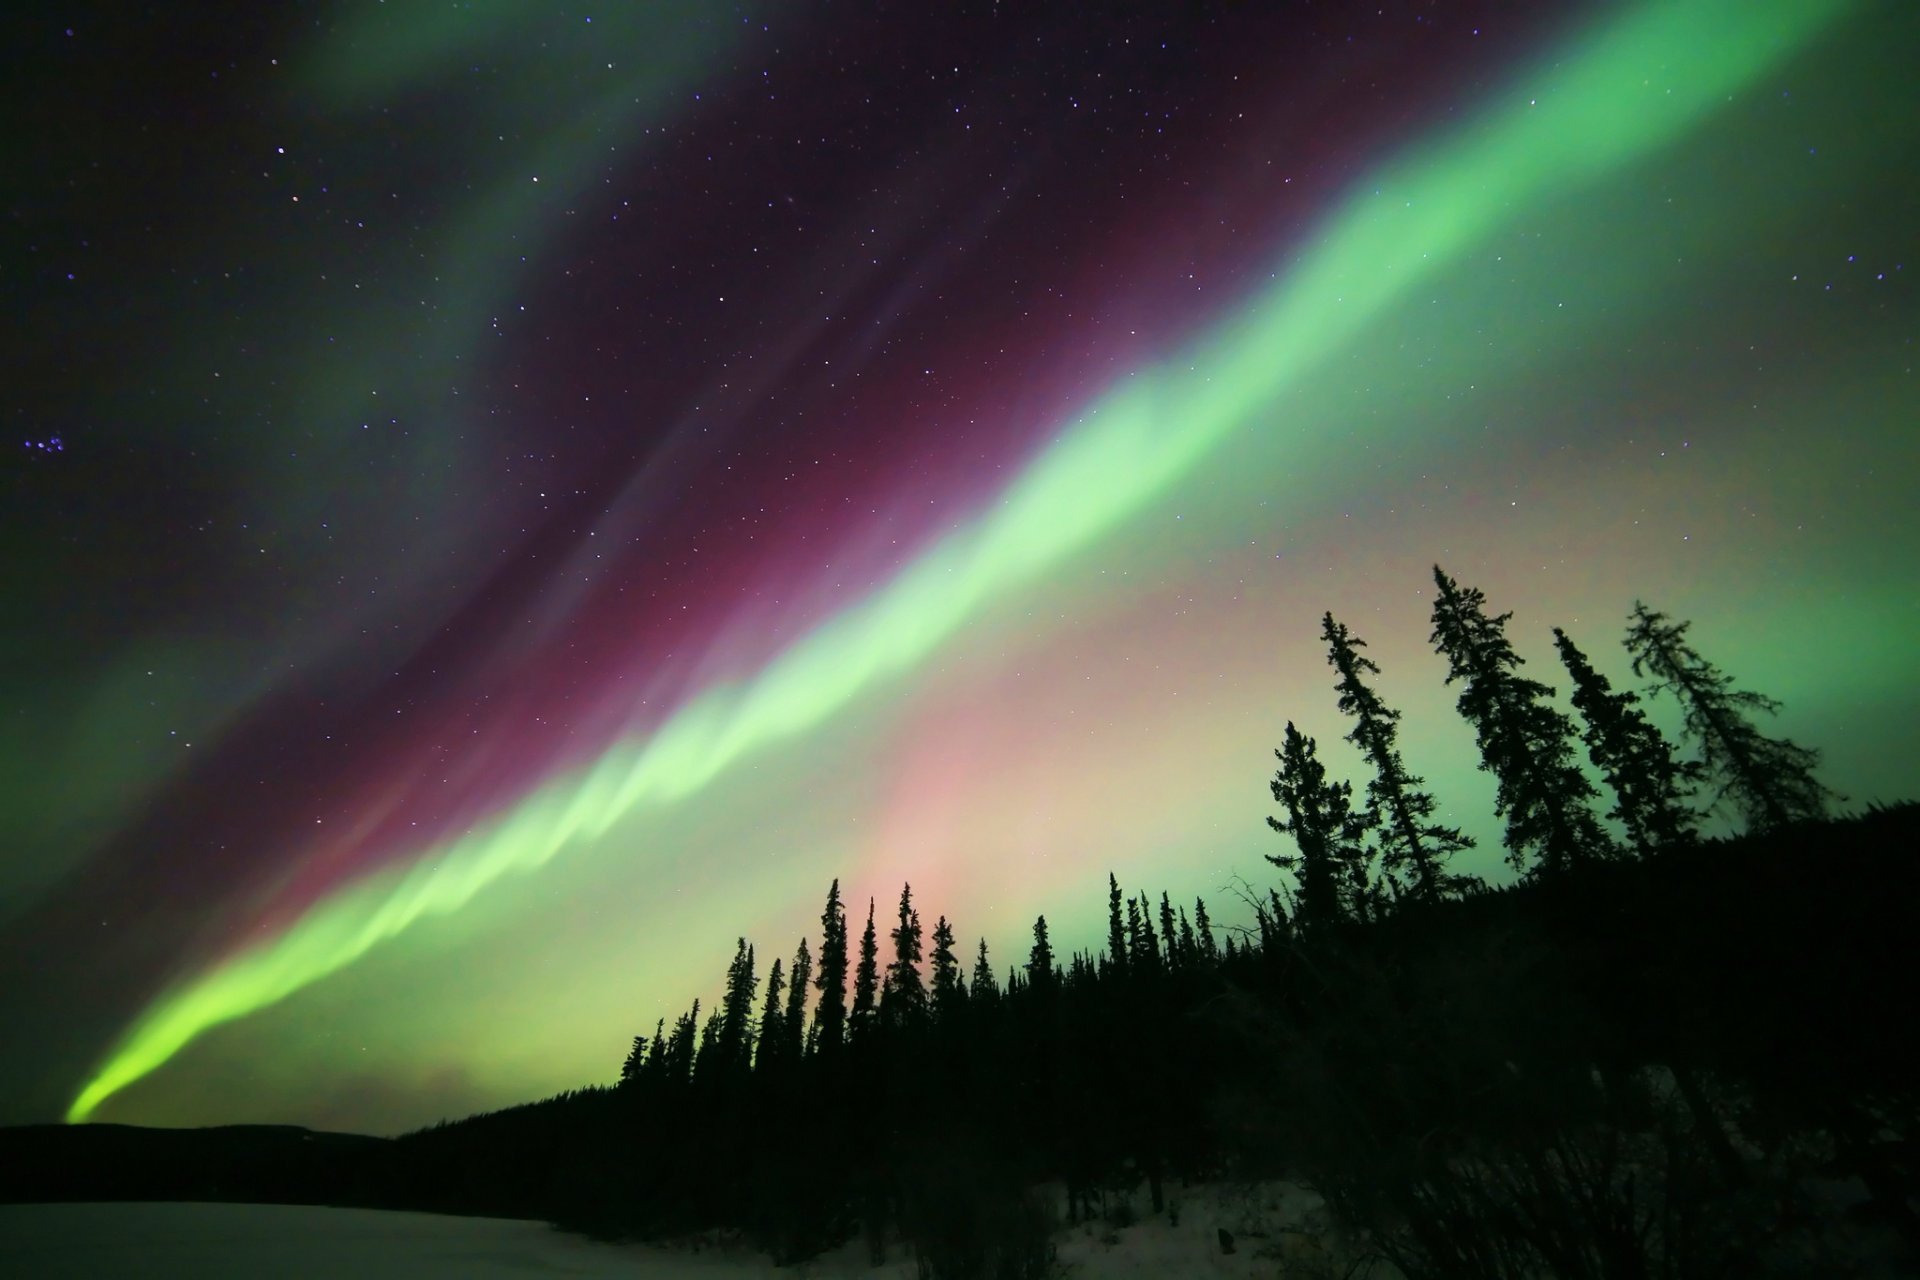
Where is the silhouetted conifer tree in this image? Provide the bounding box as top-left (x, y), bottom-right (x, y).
top-left (1267, 721), bottom-right (1368, 930)
top-left (1107, 873), bottom-right (1130, 981)
top-left (693, 1006), bottom-right (722, 1083)
top-left (1554, 626), bottom-right (1702, 852)
top-left (850, 899), bottom-right (880, 1040)
top-left (620, 1034), bottom-right (648, 1084)
top-left (716, 939), bottom-right (758, 1079)
top-left (1194, 898), bottom-right (1218, 963)
top-left (1028, 915), bottom-right (1057, 993)
top-left (1176, 906), bottom-right (1197, 968)
top-left (641, 1017), bottom-right (668, 1086)
top-left (1323, 610), bottom-right (1477, 900)
top-left (971, 938), bottom-right (1000, 1005)
top-left (1625, 603), bottom-right (1837, 832)
top-left (1124, 896), bottom-right (1143, 967)
top-left (782, 937), bottom-right (811, 1063)
top-left (1251, 885), bottom-right (1294, 955)
top-left (1429, 566), bottom-right (1613, 874)
top-left (1223, 933), bottom-right (1239, 963)
top-left (1267, 888), bottom-right (1292, 950)
top-left (1135, 895), bottom-right (1163, 976)
top-left (813, 881), bottom-right (849, 1055)
top-left (666, 1002), bottom-right (699, 1086)
top-left (929, 915), bottom-right (964, 1021)
top-left (755, 957), bottom-right (786, 1072)
top-left (1158, 892), bottom-right (1180, 974)
top-left (883, 883), bottom-right (927, 1028)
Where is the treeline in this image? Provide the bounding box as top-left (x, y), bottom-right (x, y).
top-left (386, 566), bottom-right (1913, 1277)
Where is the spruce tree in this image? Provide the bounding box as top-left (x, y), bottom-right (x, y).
top-left (850, 899), bottom-right (880, 1040)
top-left (666, 1002), bottom-right (699, 1086)
top-left (1266, 721), bottom-right (1368, 930)
top-left (782, 937), bottom-right (812, 1063)
top-left (929, 915), bottom-right (965, 1021)
top-left (971, 938), bottom-right (1001, 1003)
top-left (693, 1005), bottom-right (722, 1084)
top-left (755, 957), bottom-right (786, 1072)
top-left (1322, 610), bottom-right (1477, 900)
top-left (1554, 626), bottom-right (1701, 852)
top-left (1107, 873), bottom-right (1130, 981)
top-left (1194, 897), bottom-right (1218, 963)
top-left (1158, 892), bottom-right (1180, 975)
top-left (620, 1033), bottom-right (648, 1084)
top-left (1256, 887), bottom-right (1292, 953)
top-left (641, 1017), bottom-right (667, 1086)
top-left (1429, 566), bottom-right (1613, 874)
top-left (1176, 906), bottom-right (1197, 969)
top-left (882, 883), bottom-right (927, 1027)
top-left (1134, 895), bottom-right (1163, 976)
top-left (1625, 603), bottom-right (1837, 832)
top-left (813, 880), bottom-right (849, 1054)
top-left (1027, 915), bottom-right (1057, 992)
top-left (716, 939), bottom-right (758, 1079)
top-left (1271, 888), bottom-right (1293, 947)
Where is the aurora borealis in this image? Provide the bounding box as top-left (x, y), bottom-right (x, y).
top-left (5, 1), bottom-right (1916, 1134)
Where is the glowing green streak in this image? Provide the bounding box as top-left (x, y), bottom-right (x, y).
top-left (69, 0), bottom-right (1845, 1123)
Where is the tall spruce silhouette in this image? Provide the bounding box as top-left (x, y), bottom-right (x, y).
top-left (620, 1033), bottom-right (647, 1084)
top-left (970, 937), bottom-right (1000, 1005)
top-left (755, 957), bottom-right (786, 1072)
top-left (1255, 887), bottom-right (1293, 953)
top-left (715, 939), bottom-right (758, 1080)
top-left (929, 915), bottom-right (965, 1021)
top-left (1194, 897), bottom-right (1218, 963)
top-left (812, 880), bottom-right (849, 1055)
top-left (1027, 915), bottom-right (1057, 992)
top-left (665, 1001), bottom-right (698, 1085)
top-left (1266, 720), bottom-right (1369, 929)
top-left (882, 883), bottom-right (927, 1027)
top-left (1176, 904), bottom-right (1197, 968)
top-left (639, 1016), bottom-right (667, 1087)
top-left (849, 898), bottom-right (881, 1041)
top-left (1133, 894), bottom-right (1164, 976)
top-left (1322, 610), bottom-right (1476, 900)
top-left (1625, 603), bottom-right (1837, 832)
top-left (1158, 892), bottom-right (1181, 974)
top-left (1554, 626), bottom-right (1701, 852)
top-left (1107, 873), bottom-right (1129, 981)
top-left (782, 937), bottom-right (811, 1063)
top-left (693, 1005), bottom-right (722, 1084)
top-left (1429, 566), bottom-right (1613, 874)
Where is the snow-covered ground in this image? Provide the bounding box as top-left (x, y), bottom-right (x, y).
top-left (0, 1183), bottom-right (1356, 1278)
top-left (1051, 1179), bottom-right (1365, 1278)
top-left (0, 1202), bottom-right (778, 1279)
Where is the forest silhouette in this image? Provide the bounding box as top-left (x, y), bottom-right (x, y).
top-left (4, 566), bottom-right (1913, 1279)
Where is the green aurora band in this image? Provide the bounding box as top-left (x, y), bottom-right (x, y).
top-left (69, 0), bottom-right (1848, 1123)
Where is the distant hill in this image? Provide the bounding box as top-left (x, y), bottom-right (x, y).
top-left (0, 1123), bottom-right (391, 1209)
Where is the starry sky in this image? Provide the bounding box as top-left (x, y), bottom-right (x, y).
top-left (4, 0), bottom-right (1915, 1134)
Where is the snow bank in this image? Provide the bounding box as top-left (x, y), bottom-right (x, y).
top-left (0, 1181), bottom-right (1369, 1278)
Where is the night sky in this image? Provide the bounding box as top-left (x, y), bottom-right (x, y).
top-left (4, 0), bottom-right (1915, 1135)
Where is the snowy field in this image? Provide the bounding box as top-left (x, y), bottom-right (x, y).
top-left (0, 1184), bottom-right (1348, 1278)
top-left (0, 1202), bottom-right (784, 1279)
